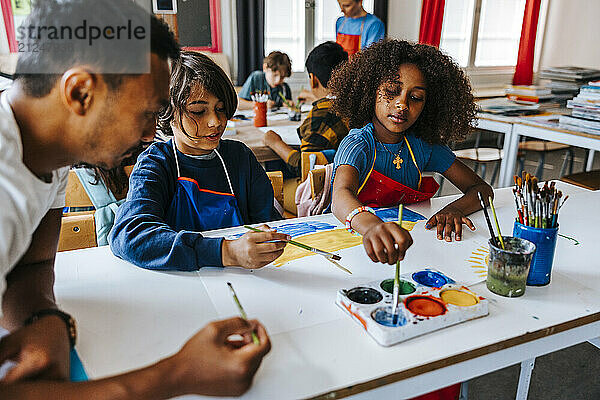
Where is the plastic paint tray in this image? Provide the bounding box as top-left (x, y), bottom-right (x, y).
top-left (336, 268), bottom-right (489, 346)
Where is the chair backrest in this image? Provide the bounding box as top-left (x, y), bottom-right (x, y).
top-left (308, 168), bottom-right (326, 199)
top-left (266, 171), bottom-right (284, 206)
top-left (301, 152), bottom-right (329, 182)
top-left (58, 214), bottom-right (97, 252)
top-left (65, 170), bottom-right (94, 208)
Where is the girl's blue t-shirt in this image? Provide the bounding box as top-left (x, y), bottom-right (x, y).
top-left (333, 123), bottom-right (456, 190)
top-left (335, 13), bottom-right (385, 49)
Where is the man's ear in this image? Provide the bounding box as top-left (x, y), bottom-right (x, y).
top-left (60, 68), bottom-right (97, 116)
top-left (262, 63), bottom-right (269, 73)
top-left (309, 73), bottom-right (321, 90)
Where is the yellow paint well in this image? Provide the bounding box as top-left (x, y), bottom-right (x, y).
top-left (440, 290), bottom-right (478, 307)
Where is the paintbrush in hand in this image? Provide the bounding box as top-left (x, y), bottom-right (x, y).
top-left (227, 282), bottom-right (260, 345)
top-left (392, 204), bottom-right (404, 324)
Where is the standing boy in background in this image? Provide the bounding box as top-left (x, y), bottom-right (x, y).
top-left (336, 0), bottom-right (385, 56)
top-left (238, 51), bottom-right (293, 109)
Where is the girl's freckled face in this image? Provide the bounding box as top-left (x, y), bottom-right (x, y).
top-left (374, 63), bottom-right (427, 136)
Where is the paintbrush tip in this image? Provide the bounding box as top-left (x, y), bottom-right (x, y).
top-left (227, 282), bottom-right (233, 287)
top-left (331, 254), bottom-right (342, 261)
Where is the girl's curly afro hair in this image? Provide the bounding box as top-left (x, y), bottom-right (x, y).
top-left (328, 39), bottom-right (476, 145)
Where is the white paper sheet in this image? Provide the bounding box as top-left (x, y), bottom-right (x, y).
top-left (198, 212), bottom-right (492, 336)
top-left (258, 125), bottom-right (301, 146)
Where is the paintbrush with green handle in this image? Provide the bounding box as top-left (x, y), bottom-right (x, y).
top-left (392, 204), bottom-right (404, 324)
top-left (227, 282), bottom-right (260, 345)
top-left (243, 225), bottom-right (341, 261)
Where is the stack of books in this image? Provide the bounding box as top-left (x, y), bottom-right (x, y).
top-left (504, 85), bottom-right (555, 105)
top-left (559, 81), bottom-right (600, 135)
top-left (540, 66), bottom-right (600, 99)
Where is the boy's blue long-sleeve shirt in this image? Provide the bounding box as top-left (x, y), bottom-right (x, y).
top-left (109, 139), bottom-right (280, 271)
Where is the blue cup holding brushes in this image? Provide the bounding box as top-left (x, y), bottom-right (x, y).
top-left (513, 222), bottom-right (558, 286)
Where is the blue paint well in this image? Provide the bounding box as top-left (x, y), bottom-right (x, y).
top-left (372, 307), bottom-right (407, 327)
top-left (412, 270), bottom-right (450, 287)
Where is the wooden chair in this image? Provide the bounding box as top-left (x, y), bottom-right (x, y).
top-left (58, 214), bottom-right (97, 252)
top-left (64, 170), bottom-right (94, 208)
top-left (308, 167), bottom-right (326, 199)
top-left (266, 171), bottom-right (284, 206)
top-left (301, 152), bottom-right (328, 182)
top-left (58, 170), bottom-right (97, 252)
top-left (517, 139), bottom-right (574, 180)
top-left (560, 170), bottom-right (600, 191)
top-left (453, 130), bottom-right (504, 186)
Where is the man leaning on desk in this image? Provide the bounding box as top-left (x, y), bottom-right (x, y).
top-left (0, 1), bottom-right (270, 398)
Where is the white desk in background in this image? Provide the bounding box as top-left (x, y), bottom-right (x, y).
top-left (225, 110), bottom-right (304, 163)
top-left (476, 112), bottom-right (599, 188)
top-left (502, 116), bottom-right (600, 185)
top-left (475, 113), bottom-right (518, 188)
top-left (53, 183), bottom-right (600, 399)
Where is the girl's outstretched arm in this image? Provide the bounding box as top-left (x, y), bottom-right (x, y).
top-left (332, 165), bottom-right (412, 265)
top-left (426, 159), bottom-right (493, 242)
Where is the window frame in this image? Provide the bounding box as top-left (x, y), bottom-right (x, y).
top-left (444, 0), bottom-right (549, 89)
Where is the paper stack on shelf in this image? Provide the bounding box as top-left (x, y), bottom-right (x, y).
top-left (504, 85), bottom-right (553, 104)
top-left (560, 81), bottom-right (600, 135)
top-left (540, 67), bottom-right (600, 102)
top-left (477, 97), bottom-right (541, 116)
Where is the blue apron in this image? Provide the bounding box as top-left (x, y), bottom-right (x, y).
top-left (165, 140), bottom-right (244, 232)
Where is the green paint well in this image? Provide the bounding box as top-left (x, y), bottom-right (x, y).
top-left (380, 279), bottom-right (416, 295)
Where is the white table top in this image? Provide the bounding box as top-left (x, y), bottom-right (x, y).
top-left (53, 182), bottom-right (600, 399)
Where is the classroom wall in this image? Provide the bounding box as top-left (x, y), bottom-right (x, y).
top-left (386, 0), bottom-right (421, 42)
top-left (538, 0), bottom-right (600, 70)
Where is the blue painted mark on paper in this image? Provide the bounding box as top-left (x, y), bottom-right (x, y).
top-left (375, 207), bottom-right (426, 223)
top-left (231, 207), bottom-right (425, 239)
top-left (229, 221), bottom-right (337, 239)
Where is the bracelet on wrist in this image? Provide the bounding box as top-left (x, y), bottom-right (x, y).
top-left (345, 205), bottom-right (376, 235)
top-left (24, 309), bottom-right (77, 347)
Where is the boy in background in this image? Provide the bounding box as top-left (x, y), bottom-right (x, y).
top-left (263, 42), bottom-right (349, 212)
top-left (238, 51), bottom-right (292, 109)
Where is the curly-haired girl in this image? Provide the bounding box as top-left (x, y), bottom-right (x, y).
top-left (329, 39), bottom-right (493, 265)
top-left (110, 51), bottom-right (289, 271)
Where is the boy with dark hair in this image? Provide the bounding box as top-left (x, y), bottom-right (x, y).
top-left (0, 1), bottom-right (270, 398)
top-left (238, 51), bottom-right (293, 109)
top-left (263, 41), bottom-right (349, 178)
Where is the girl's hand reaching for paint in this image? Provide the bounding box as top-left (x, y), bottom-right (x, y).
top-left (222, 225), bottom-right (290, 269)
top-left (362, 222), bottom-right (413, 265)
top-left (426, 206), bottom-right (475, 242)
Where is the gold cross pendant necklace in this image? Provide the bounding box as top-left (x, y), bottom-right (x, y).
top-left (378, 139), bottom-right (404, 170)
top-left (393, 155), bottom-right (403, 169)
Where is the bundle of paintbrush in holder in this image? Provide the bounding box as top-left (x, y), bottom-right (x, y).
top-left (251, 91), bottom-right (268, 127)
top-left (477, 192), bottom-right (535, 297)
top-left (510, 173), bottom-right (567, 285)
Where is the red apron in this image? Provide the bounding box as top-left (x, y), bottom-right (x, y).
top-left (357, 136), bottom-right (440, 207)
top-left (336, 16), bottom-right (365, 56)
top-left (357, 137), bottom-right (459, 400)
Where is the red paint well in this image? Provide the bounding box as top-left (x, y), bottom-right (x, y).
top-left (405, 295), bottom-right (447, 317)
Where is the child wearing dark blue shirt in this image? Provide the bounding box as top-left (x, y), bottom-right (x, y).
top-left (110, 51), bottom-right (289, 271)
